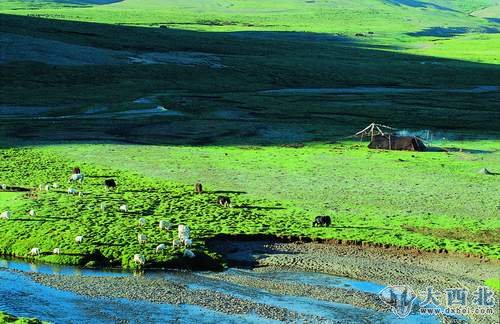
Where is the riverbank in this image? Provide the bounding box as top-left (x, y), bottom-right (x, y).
top-left (12, 239), bottom-right (496, 323)
top-left (209, 239), bottom-right (500, 291)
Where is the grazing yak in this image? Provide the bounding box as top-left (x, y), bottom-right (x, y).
top-left (195, 182), bottom-right (203, 194)
top-left (104, 179), bottom-right (117, 190)
top-left (217, 196), bottom-right (231, 207)
top-left (312, 215), bottom-right (331, 227)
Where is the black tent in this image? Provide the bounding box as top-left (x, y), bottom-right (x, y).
top-left (368, 135), bottom-right (426, 151)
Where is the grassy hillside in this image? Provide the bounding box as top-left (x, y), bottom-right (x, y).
top-left (0, 143), bottom-right (498, 270)
top-left (1, 13), bottom-right (499, 145)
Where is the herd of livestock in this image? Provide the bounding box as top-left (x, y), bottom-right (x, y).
top-left (1, 167), bottom-right (332, 267)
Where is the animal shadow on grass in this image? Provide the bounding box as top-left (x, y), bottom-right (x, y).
top-left (212, 190), bottom-right (247, 195)
top-left (86, 175), bottom-right (119, 179)
top-left (94, 242), bottom-right (127, 248)
top-left (234, 205), bottom-right (285, 210)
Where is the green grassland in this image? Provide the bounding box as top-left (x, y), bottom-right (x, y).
top-left (1, 0), bottom-right (499, 63)
top-left (0, 0), bottom-right (499, 272)
top-left (0, 142), bottom-right (498, 270)
top-left (0, 311), bottom-right (43, 324)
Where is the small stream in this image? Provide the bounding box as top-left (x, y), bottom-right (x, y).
top-left (0, 258), bottom-right (440, 323)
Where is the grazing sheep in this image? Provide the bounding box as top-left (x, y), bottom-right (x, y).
top-left (104, 179), bottom-right (117, 190)
top-left (100, 202), bottom-right (107, 211)
top-left (172, 239), bottom-right (181, 248)
top-left (30, 247), bottom-right (40, 256)
top-left (67, 188), bottom-right (78, 195)
top-left (217, 196), bottom-right (231, 207)
top-left (75, 235), bottom-right (84, 244)
top-left (52, 182), bottom-right (59, 189)
top-left (44, 184), bottom-right (51, 192)
top-left (1, 211), bottom-right (10, 220)
top-left (68, 173), bottom-right (84, 183)
top-left (78, 191), bottom-right (83, 197)
top-left (1, 184), bottom-right (7, 190)
top-left (119, 204), bottom-right (128, 212)
top-left (195, 182), bottom-right (203, 194)
top-left (133, 254), bottom-right (145, 266)
top-left (137, 234), bottom-right (147, 244)
top-left (38, 184), bottom-right (44, 191)
top-left (159, 220), bottom-right (171, 230)
top-left (53, 248), bottom-right (61, 255)
top-left (183, 249), bottom-right (195, 258)
top-left (138, 218), bottom-right (146, 227)
top-left (183, 238), bottom-right (192, 247)
top-left (155, 244), bottom-right (166, 253)
top-left (178, 224), bottom-right (190, 240)
top-left (28, 209), bottom-right (36, 217)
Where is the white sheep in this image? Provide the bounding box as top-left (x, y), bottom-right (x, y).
top-left (1, 211), bottom-right (10, 220)
top-left (137, 234), bottom-right (147, 244)
top-left (1, 184), bottom-right (7, 190)
top-left (53, 248), bottom-right (61, 255)
top-left (183, 238), bottom-right (192, 247)
top-left (45, 184), bottom-right (51, 192)
top-left (159, 220), bottom-right (171, 230)
top-left (67, 188), bottom-right (77, 195)
top-left (78, 191), bottom-right (83, 197)
top-left (28, 209), bottom-right (36, 217)
top-left (119, 204), bottom-right (128, 212)
top-left (183, 249), bottom-right (195, 258)
top-left (138, 218), bottom-right (146, 227)
top-left (172, 239), bottom-right (181, 248)
top-left (68, 173), bottom-right (84, 183)
top-left (178, 224), bottom-right (190, 240)
top-left (52, 182), bottom-right (59, 189)
top-left (30, 247), bottom-right (40, 256)
top-left (75, 235), bottom-right (84, 244)
top-left (100, 202), bottom-right (107, 211)
top-left (133, 254), bottom-right (145, 266)
top-left (155, 243), bottom-right (166, 253)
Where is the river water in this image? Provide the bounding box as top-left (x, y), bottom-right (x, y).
top-left (0, 258), bottom-right (440, 323)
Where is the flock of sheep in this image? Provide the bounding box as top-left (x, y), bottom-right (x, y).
top-left (0, 168), bottom-right (213, 268)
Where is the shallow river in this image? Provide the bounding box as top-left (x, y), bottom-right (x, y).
top-left (0, 258), bottom-right (440, 323)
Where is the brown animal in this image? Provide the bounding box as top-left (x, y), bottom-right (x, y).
top-left (195, 182), bottom-right (203, 194)
top-left (72, 167), bottom-right (81, 174)
top-left (217, 196), bottom-right (231, 207)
